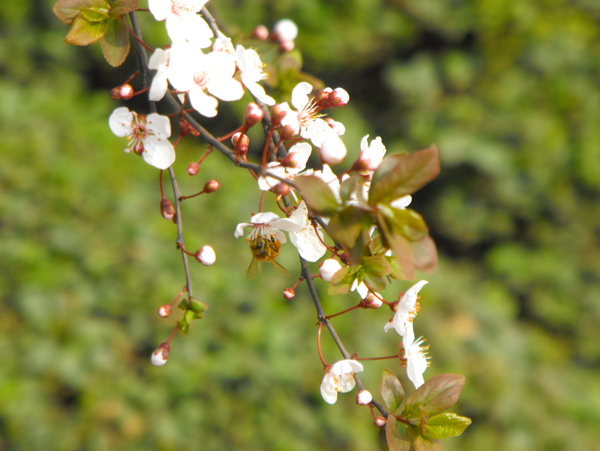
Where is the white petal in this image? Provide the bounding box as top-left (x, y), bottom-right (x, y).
top-left (331, 359), bottom-right (363, 375)
top-left (244, 81), bottom-right (276, 106)
top-left (318, 133), bottom-right (347, 165)
top-left (390, 195), bottom-right (412, 210)
top-left (148, 48), bottom-right (169, 70)
top-left (142, 137), bottom-right (175, 169)
top-left (146, 113), bottom-right (172, 139)
top-left (291, 82), bottom-right (313, 109)
top-left (320, 374), bottom-right (339, 404)
top-left (234, 222), bottom-right (252, 238)
top-left (250, 212), bottom-right (281, 224)
top-left (109, 107), bottom-right (133, 137)
top-left (189, 88), bottom-right (219, 118)
top-left (208, 77), bottom-right (244, 102)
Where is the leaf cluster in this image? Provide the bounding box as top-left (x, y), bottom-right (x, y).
top-left (379, 370), bottom-right (471, 451)
top-left (53, 0), bottom-right (138, 66)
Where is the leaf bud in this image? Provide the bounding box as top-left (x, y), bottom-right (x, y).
top-left (187, 161), bottom-right (200, 175)
top-left (374, 417), bottom-right (386, 428)
top-left (203, 179), bottom-right (220, 193)
top-left (244, 102), bottom-right (264, 128)
top-left (160, 198), bottom-right (175, 220)
top-left (356, 390), bottom-right (373, 405)
top-left (157, 304), bottom-right (172, 318)
top-left (283, 288), bottom-right (295, 300)
top-left (195, 245), bottom-right (216, 266)
top-left (319, 258), bottom-right (342, 282)
top-left (151, 343), bottom-right (170, 366)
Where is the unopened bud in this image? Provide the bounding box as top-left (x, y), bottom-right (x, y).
top-left (160, 198), bottom-right (175, 220)
top-left (158, 304), bottom-right (172, 318)
top-left (279, 124), bottom-right (298, 140)
top-left (203, 179), bottom-right (220, 193)
top-left (187, 161), bottom-right (200, 175)
top-left (110, 86), bottom-right (122, 100)
top-left (319, 258), bottom-right (342, 282)
top-left (283, 288), bottom-right (295, 300)
top-left (374, 417), bottom-right (386, 428)
top-left (252, 24), bottom-right (269, 40)
top-left (195, 245), bottom-right (216, 266)
top-left (280, 151), bottom-right (303, 169)
top-left (330, 87), bottom-right (349, 107)
top-left (119, 84), bottom-right (135, 100)
top-left (325, 118), bottom-right (346, 136)
top-left (151, 343), bottom-right (170, 366)
top-left (362, 292), bottom-right (383, 309)
top-left (244, 102), bottom-right (264, 128)
top-left (180, 118), bottom-right (200, 137)
top-left (279, 40), bottom-right (295, 52)
top-left (273, 19), bottom-right (298, 42)
top-left (356, 390), bottom-right (373, 405)
top-left (271, 182), bottom-right (290, 197)
top-left (318, 134), bottom-right (347, 165)
top-left (232, 132), bottom-right (249, 156)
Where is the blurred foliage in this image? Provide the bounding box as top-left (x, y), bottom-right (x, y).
top-left (1, 0), bottom-right (599, 450)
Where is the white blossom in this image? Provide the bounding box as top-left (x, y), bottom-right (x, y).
top-left (148, 0), bottom-right (213, 48)
top-left (236, 45), bottom-right (275, 105)
top-left (287, 201), bottom-right (327, 262)
top-left (108, 107), bottom-right (175, 170)
top-left (234, 212), bottom-right (299, 243)
top-left (384, 280), bottom-right (428, 343)
top-left (320, 359), bottom-right (364, 404)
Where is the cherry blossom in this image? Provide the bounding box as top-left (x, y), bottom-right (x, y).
top-left (236, 45), bottom-right (275, 105)
top-left (356, 135), bottom-right (386, 173)
top-left (108, 107), bottom-right (175, 170)
top-left (168, 45), bottom-right (244, 118)
top-left (320, 359), bottom-right (364, 404)
top-left (404, 336), bottom-right (430, 389)
top-left (257, 142), bottom-right (311, 190)
top-left (384, 280), bottom-right (428, 342)
top-left (287, 201), bottom-right (327, 262)
top-left (148, 0), bottom-right (213, 48)
top-left (234, 212), bottom-right (299, 243)
top-left (279, 82), bottom-right (344, 147)
top-left (148, 48), bottom-right (170, 101)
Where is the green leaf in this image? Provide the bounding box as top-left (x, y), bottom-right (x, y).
top-left (53, 0), bottom-right (110, 24)
top-left (294, 175), bottom-right (340, 216)
top-left (101, 19), bottom-right (130, 67)
top-left (328, 265), bottom-right (355, 295)
top-left (79, 6), bottom-right (110, 22)
top-left (376, 212), bottom-right (415, 280)
top-left (369, 146), bottom-right (440, 205)
top-left (423, 413), bottom-right (472, 439)
top-left (326, 206), bottom-right (372, 262)
top-left (110, 0), bottom-right (139, 17)
top-left (408, 426), bottom-right (442, 451)
top-left (381, 369), bottom-right (405, 414)
top-left (363, 255), bottom-right (393, 278)
top-left (404, 374), bottom-right (466, 418)
top-left (64, 14), bottom-right (109, 46)
top-left (410, 236), bottom-right (438, 273)
top-left (381, 208), bottom-right (429, 242)
top-left (384, 415), bottom-right (411, 451)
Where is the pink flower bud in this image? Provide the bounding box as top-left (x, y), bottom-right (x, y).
top-left (318, 134), bottom-right (347, 165)
top-left (283, 288), bottom-right (295, 300)
top-left (110, 87), bottom-right (121, 100)
top-left (160, 198), bottom-right (175, 220)
top-left (244, 102), bottom-right (264, 128)
top-left (119, 84), bottom-right (135, 100)
top-left (232, 132), bottom-right (249, 156)
top-left (195, 245), bottom-right (216, 266)
top-left (279, 40), bottom-right (295, 52)
top-left (330, 87), bottom-right (349, 106)
top-left (356, 390), bottom-right (373, 405)
top-left (272, 182), bottom-right (290, 197)
top-left (151, 343), bottom-right (170, 366)
top-left (319, 258), bottom-right (342, 282)
top-left (158, 304), bottom-right (172, 318)
top-left (280, 124), bottom-right (298, 140)
top-left (203, 179), bottom-right (220, 193)
top-left (374, 417), bottom-right (386, 428)
top-left (273, 19), bottom-right (298, 42)
top-left (187, 162), bottom-right (200, 176)
top-left (362, 293), bottom-right (383, 309)
top-left (252, 24), bottom-right (269, 40)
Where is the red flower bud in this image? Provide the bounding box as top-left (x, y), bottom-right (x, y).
top-left (119, 84), bottom-right (135, 100)
top-left (203, 179), bottom-right (220, 193)
top-left (244, 102), bottom-right (264, 128)
top-left (283, 288), bottom-right (295, 300)
top-left (187, 161), bottom-right (200, 176)
top-left (160, 198), bottom-right (175, 220)
top-left (110, 87), bottom-right (121, 100)
top-left (158, 304), bottom-right (172, 318)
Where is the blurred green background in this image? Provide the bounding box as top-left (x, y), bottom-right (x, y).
top-left (1, 0), bottom-right (599, 449)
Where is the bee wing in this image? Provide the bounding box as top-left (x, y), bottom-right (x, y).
top-left (270, 259), bottom-right (291, 277)
top-left (247, 257), bottom-right (262, 279)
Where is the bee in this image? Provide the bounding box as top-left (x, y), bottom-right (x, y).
top-left (247, 234), bottom-right (291, 278)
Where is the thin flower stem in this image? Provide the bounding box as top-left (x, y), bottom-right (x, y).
top-left (326, 304), bottom-right (360, 320)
